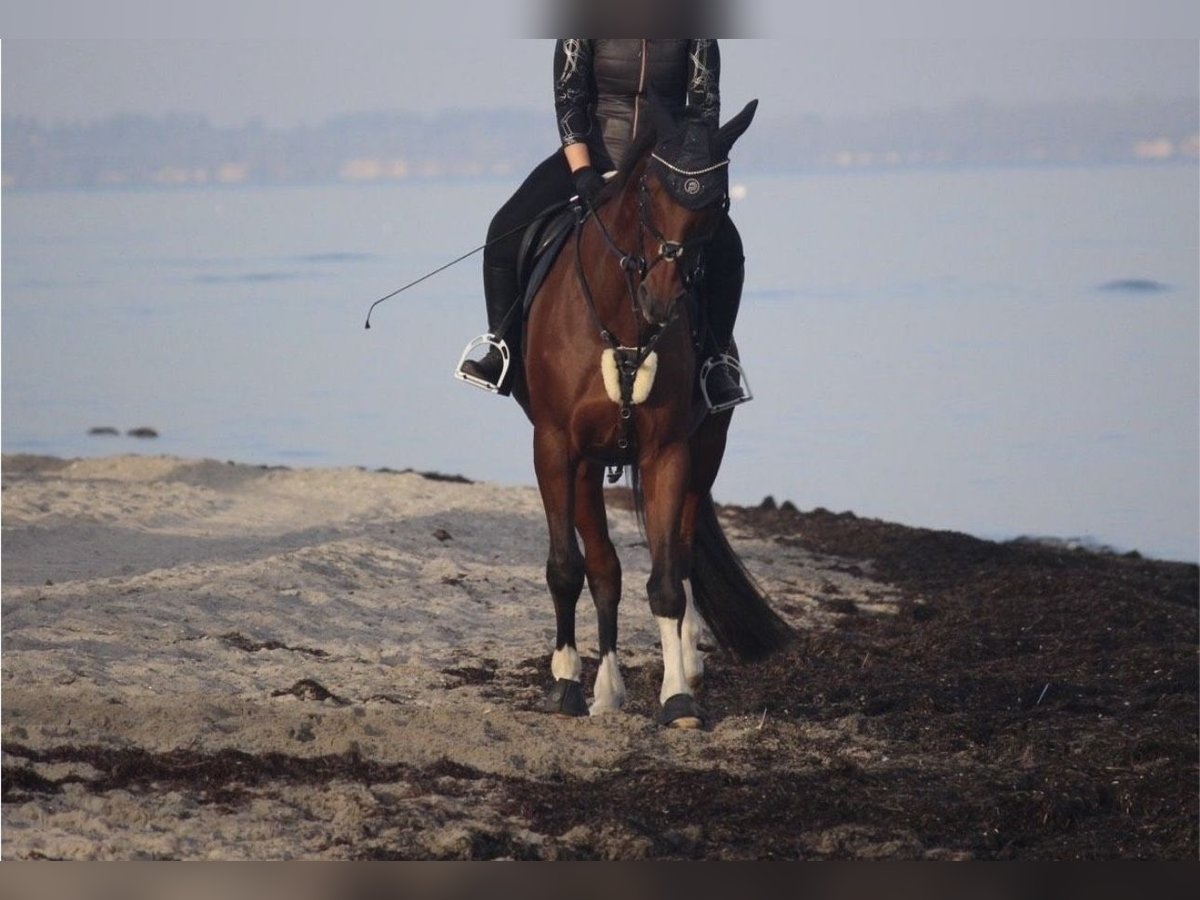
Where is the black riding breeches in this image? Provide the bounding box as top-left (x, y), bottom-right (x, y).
top-left (484, 152), bottom-right (577, 269)
top-left (705, 215), bottom-right (744, 286)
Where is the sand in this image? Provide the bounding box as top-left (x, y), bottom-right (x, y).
top-left (6, 453), bottom-right (1195, 860)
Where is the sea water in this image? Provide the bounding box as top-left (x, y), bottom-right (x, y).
top-left (3, 163), bottom-right (1197, 561)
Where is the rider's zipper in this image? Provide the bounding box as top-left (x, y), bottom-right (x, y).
top-left (631, 39), bottom-right (648, 142)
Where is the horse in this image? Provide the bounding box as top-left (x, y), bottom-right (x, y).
top-left (508, 98), bottom-right (793, 728)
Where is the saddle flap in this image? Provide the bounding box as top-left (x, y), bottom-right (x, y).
top-left (518, 207), bottom-right (578, 315)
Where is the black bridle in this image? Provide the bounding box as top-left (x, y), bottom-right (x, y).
top-left (577, 161), bottom-right (731, 345)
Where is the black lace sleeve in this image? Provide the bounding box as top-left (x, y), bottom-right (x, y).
top-left (687, 39), bottom-right (721, 127)
top-left (553, 39), bottom-right (595, 147)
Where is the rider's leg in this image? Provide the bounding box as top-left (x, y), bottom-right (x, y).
top-left (458, 152), bottom-right (575, 394)
top-left (458, 263), bottom-right (522, 395)
top-left (700, 217), bottom-right (750, 410)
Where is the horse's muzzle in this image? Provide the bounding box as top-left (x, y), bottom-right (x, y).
top-left (637, 282), bottom-right (685, 326)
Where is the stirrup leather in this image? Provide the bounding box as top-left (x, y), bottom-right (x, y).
top-left (700, 353), bottom-right (753, 413)
top-left (454, 333), bottom-right (511, 393)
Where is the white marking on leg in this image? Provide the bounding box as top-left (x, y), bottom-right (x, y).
top-left (657, 616), bottom-right (690, 704)
top-left (590, 651), bottom-right (626, 715)
top-left (551, 645), bottom-right (581, 682)
top-left (682, 580), bottom-right (705, 690)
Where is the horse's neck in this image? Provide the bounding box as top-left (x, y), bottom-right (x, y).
top-left (577, 162), bottom-right (649, 337)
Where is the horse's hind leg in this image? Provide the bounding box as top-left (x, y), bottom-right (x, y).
top-left (574, 460), bottom-right (625, 714)
top-left (680, 579), bottom-right (706, 691)
top-left (534, 427), bottom-right (587, 716)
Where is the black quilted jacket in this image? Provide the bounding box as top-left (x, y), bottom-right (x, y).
top-left (553, 39), bottom-right (721, 171)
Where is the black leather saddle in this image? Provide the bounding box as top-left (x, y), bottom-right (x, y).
top-left (516, 205), bottom-right (579, 318)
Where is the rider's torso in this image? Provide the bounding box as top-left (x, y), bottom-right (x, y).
top-left (590, 39), bottom-right (691, 170)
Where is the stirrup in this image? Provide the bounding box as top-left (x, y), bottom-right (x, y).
top-left (700, 353), bottom-right (753, 413)
top-left (453, 333), bottom-right (510, 393)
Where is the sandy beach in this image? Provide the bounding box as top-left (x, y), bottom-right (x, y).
top-left (2, 454), bottom-right (1195, 859)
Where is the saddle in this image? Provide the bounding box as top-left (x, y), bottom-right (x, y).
top-left (516, 205), bottom-right (578, 318)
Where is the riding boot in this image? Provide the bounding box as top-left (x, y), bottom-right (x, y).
top-left (701, 260), bottom-right (751, 411)
top-left (458, 264), bottom-right (522, 395)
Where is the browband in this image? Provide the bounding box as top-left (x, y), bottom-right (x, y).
top-left (648, 154), bottom-right (731, 177)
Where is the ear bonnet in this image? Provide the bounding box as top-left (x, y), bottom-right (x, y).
top-left (647, 116), bottom-right (730, 210)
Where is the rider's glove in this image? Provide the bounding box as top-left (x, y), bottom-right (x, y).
top-left (572, 166), bottom-right (606, 210)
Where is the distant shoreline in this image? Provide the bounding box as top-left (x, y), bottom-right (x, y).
top-left (5, 95), bottom-right (1196, 192)
top-left (4, 155), bottom-right (1197, 198)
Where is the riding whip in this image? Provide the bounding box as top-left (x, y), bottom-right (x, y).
top-left (363, 198), bottom-right (575, 329)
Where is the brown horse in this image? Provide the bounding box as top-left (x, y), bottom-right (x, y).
top-left (510, 99), bottom-right (792, 727)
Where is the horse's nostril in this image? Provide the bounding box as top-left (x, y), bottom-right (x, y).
top-left (638, 287), bottom-right (662, 320)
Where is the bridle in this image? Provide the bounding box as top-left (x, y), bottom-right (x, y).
top-left (577, 157), bottom-right (732, 342)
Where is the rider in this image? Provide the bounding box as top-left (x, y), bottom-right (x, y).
top-left (457, 39), bottom-right (749, 410)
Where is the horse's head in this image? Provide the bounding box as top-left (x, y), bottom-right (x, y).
top-left (633, 98), bottom-right (758, 325)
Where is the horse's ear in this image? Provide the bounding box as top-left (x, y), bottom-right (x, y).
top-left (716, 99), bottom-right (758, 156)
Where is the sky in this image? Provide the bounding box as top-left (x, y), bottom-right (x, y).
top-left (2, 38), bottom-right (1196, 129)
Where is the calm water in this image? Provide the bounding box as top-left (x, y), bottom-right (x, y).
top-left (3, 164), bottom-right (1197, 561)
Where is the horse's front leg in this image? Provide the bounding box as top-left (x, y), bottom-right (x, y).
top-left (533, 426), bottom-right (588, 716)
top-left (574, 460), bottom-right (625, 714)
top-left (642, 441), bottom-right (703, 728)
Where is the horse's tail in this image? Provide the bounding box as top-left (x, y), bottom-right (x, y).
top-left (690, 493), bottom-right (795, 662)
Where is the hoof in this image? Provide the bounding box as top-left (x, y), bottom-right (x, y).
top-left (543, 678), bottom-right (588, 717)
top-left (658, 693), bottom-right (705, 729)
